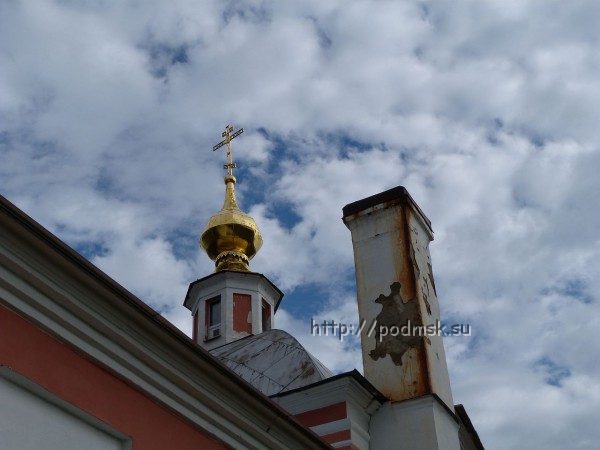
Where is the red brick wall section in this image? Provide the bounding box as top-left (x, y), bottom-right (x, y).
top-left (294, 401), bottom-right (347, 428)
top-left (233, 293), bottom-right (252, 334)
top-left (294, 402), bottom-right (351, 447)
top-left (321, 429), bottom-right (351, 444)
top-left (0, 304), bottom-right (227, 450)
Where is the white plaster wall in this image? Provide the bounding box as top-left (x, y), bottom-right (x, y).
top-left (370, 397), bottom-right (460, 450)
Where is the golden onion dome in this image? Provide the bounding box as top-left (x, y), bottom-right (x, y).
top-left (200, 174), bottom-right (262, 272)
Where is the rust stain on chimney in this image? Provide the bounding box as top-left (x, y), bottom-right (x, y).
top-left (395, 203), bottom-right (417, 303)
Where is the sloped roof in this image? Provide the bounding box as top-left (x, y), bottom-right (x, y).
top-left (210, 329), bottom-right (334, 396)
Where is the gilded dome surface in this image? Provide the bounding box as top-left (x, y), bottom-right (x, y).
top-left (201, 125), bottom-right (262, 272)
top-left (200, 175), bottom-right (262, 272)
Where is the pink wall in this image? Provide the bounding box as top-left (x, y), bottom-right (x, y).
top-left (0, 304), bottom-right (228, 450)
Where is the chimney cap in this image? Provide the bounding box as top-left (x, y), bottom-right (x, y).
top-left (342, 186), bottom-right (432, 232)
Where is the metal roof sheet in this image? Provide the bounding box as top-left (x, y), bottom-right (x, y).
top-left (210, 329), bottom-right (334, 396)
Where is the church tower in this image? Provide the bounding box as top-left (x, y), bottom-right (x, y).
top-left (183, 125), bottom-right (283, 350)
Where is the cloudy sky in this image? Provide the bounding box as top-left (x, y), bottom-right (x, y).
top-left (1, 0), bottom-right (599, 448)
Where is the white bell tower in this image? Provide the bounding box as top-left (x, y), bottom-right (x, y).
top-left (184, 271), bottom-right (283, 350)
top-left (184, 125), bottom-right (283, 350)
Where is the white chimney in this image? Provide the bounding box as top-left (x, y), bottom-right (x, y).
top-left (343, 187), bottom-right (459, 450)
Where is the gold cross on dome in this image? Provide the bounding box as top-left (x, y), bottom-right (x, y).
top-left (212, 125), bottom-right (244, 176)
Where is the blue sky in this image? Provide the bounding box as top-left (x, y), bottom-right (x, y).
top-left (1, 1), bottom-right (600, 448)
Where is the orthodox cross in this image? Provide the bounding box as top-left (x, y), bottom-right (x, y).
top-left (213, 125), bottom-right (244, 176)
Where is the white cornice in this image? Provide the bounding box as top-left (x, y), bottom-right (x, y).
top-left (273, 374), bottom-right (382, 414)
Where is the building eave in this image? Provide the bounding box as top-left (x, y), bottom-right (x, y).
top-left (272, 369), bottom-right (387, 404)
top-left (455, 404), bottom-right (486, 450)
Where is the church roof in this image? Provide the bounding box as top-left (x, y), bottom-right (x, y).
top-left (210, 329), bottom-right (334, 396)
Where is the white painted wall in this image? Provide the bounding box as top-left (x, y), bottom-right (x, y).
top-left (370, 396), bottom-right (460, 450)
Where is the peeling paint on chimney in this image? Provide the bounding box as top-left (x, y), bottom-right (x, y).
top-left (370, 282), bottom-right (422, 366)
